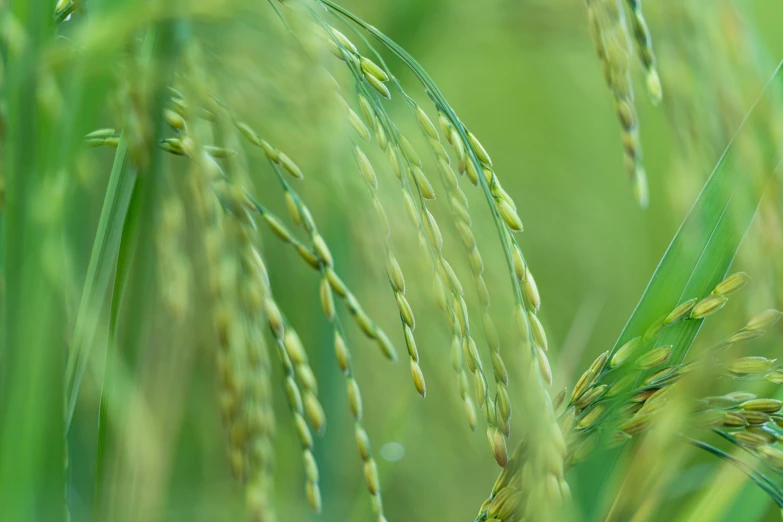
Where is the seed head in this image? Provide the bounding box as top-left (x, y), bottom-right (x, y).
top-left (439, 113), bottom-right (454, 140)
top-left (334, 333), bottom-right (350, 374)
top-left (570, 369), bottom-right (595, 405)
top-left (728, 356), bottom-right (776, 376)
top-left (399, 135), bottom-right (422, 167)
top-left (537, 346), bottom-right (553, 385)
top-left (411, 360), bottom-right (426, 397)
top-left (376, 122), bottom-right (388, 151)
top-left (514, 304), bottom-right (529, 339)
top-left (741, 411), bottom-right (770, 426)
top-left (491, 352), bottom-right (508, 386)
top-left (691, 295), bottom-right (729, 319)
top-left (456, 220), bottom-right (475, 250)
top-left (375, 329), bottom-right (398, 362)
top-left (313, 234), bottom-right (333, 267)
top-left (497, 199), bottom-right (523, 231)
top-left (285, 377), bottom-right (304, 414)
top-left (263, 213), bottom-right (293, 243)
top-left (642, 316), bottom-right (665, 343)
top-left (386, 254), bottom-right (405, 293)
top-left (713, 272), bottom-right (750, 295)
top-left (360, 57), bottom-right (389, 82)
top-left (279, 152), bottom-right (304, 179)
top-left (588, 350), bottom-right (610, 377)
top-left (606, 374), bottom-right (636, 397)
top-left (440, 259), bottom-right (462, 295)
top-left (347, 378), bottom-right (363, 420)
top-left (529, 311), bottom-right (548, 351)
top-left (366, 74), bottom-right (391, 99)
top-left (306, 481), bottom-right (322, 513)
top-left (347, 107), bottom-right (371, 141)
top-left (646, 70), bottom-right (662, 105)
top-left (524, 270), bottom-right (540, 311)
top-left (553, 387), bottom-right (568, 412)
top-left (723, 412), bottom-right (748, 428)
top-left (285, 193), bottom-right (302, 226)
top-left (355, 147), bottom-right (377, 188)
top-left (576, 384), bottom-right (608, 410)
top-left (734, 431), bottom-right (768, 447)
top-left (283, 330), bottom-right (306, 365)
top-left (464, 337), bottom-right (481, 373)
top-left (742, 399), bottom-right (782, 413)
top-left (364, 458), bottom-right (380, 494)
top-left (467, 131), bottom-right (492, 166)
top-left (326, 268), bottom-right (347, 297)
top-left (395, 293), bottom-right (415, 329)
top-left (490, 428), bottom-right (508, 467)
top-left (611, 337), bottom-right (641, 368)
top-left (577, 404), bottom-right (606, 430)
top-left (664, 298), bottom-right (698, 324)
top-left (619, 413), bottom-right (651, 435)
top-left (412, 166), bottom-right (435, 200)
top-left (465, 158), bottom-right (479, 186)
top-left (636, 345), bottom-right (672, 369)
top-left (304, 393), bottom-right (326, 434)
top-left (294, 413), bottom-right (313, 449)
top-left (264, 298), bottom-right (284, 339)
top-left (474, 371), bottom-right (487, 405)
top-left (767, 370), bottom-right (783, 385)
top-left (415, 106), bottom-right (439, 140)
top-left (320, 279), bottom-right (335, 320)
top-left (746, 309), bottom-right (783, 331)
top-left (329, 27), bottom-right (358, 54)
top-left (725, 328), bottom-right (766, 344)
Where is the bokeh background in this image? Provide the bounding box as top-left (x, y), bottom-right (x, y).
top-left (55, 1), bottom-right (783, 521)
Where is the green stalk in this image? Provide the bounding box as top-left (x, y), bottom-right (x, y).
top-left (91, 152), bottom-right (142, 522)
top-left (0, 1), bottom-right (63, 520)
top-left (65, 138), bottom-right (137, 430)
top-left (91, 20), bottom-right (183, 520)
top-left (688, 438), bottom-right (783, 508)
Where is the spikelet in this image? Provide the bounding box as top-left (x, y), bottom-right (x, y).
top-left (347, 106), bottom-right (371, 141)
top-left (728, 356), bottom-right (776, 376)
top-left (355, 146), bottom-right (378, 189)
top-left (236, 124), bottom-right (397, 519)
top-left (577, 404), bottom-right (606, 431)
top-left (262, 155), bottom-right (397, 361)
top-left (585, 0), bottom-right (650, 207)
top-left (713, 272), bottom-right (750, 296)
top-left (691, 294), bottom-right (729, 319)
top-left (324, 22), bottom-right (567, 515)
top-left (435, 125), bottom-right (516, 440)
top-left (411, 166), bottom-right (436, 200)
top-left (467, 131), bottom-right (492, 166)
top-left (360, 57), bottom-right (389, 83)
top-left (637, 311), bottom-right (665, 340)
top-left (636, 345), bottom-right (672, 369)
top-left (623, 0), bottom-right (662, 104)
top-left (181, 117), bottom-right (285, 520)
top-left (664, 298), bottom-right (698, 324)
top-left (611, 336), bottom-right (641, 368)
top-left (415, 105), bottom-right (439, 140)
top-left (746, 309), bottom-right (783, 330)
top-left (741, 399), bottom-right (782, 414)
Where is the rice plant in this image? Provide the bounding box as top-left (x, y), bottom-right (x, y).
top-left (2, 0), bottom-right (783, 521)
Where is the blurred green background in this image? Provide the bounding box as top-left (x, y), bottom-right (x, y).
top-left (15, 0), bottom-right (783, 521)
